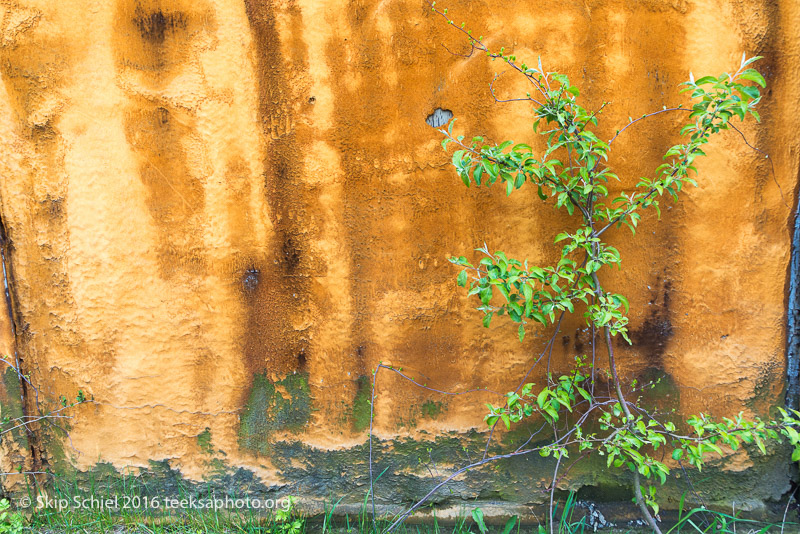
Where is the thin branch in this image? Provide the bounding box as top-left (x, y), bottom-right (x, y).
top-left (549, 454), bottom-right (562, 534)
top-left (427, 1), bottom-right (549, 99)
top-left (369, 367), bottom-right (379, 534)
top-left (608, 107), bottom-right (691, 146)
top-left (728, 123), bottom-right (787, 208)
top-left (489, 73), bottom-right (544, 107)
top-left (381, 407), bottom-right (601, 533)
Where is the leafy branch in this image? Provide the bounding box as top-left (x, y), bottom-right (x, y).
top-left (425, 3), bottom-right (791, 532)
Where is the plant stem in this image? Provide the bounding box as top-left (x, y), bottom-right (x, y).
top-left (591, 271), bottom-right (662, 534)
top-left (550, 441), bottom-right (562, 534)
top-left (604, 325), bottom-right (662, 533)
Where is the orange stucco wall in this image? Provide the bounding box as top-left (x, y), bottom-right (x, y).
top-left (0, 0), bottom-right (799, 516)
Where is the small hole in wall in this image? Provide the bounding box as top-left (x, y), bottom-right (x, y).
top-left (308, 96), bottom-right (316, 104)
top-left (242, 267), bottom-right (260, 292)
top-left (425, 108), bottom-right (453, 128)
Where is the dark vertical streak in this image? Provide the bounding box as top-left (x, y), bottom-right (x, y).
top-left (0, 211), bottom-right (41, 487)
top-left (786, 182), bottom-right (800, 410)
top-left (241, 0), bottom-right (309, 378)
top-left (0, 214), bottom-right (15, 339)
top-left (730, 1), bottom-right (793, 411)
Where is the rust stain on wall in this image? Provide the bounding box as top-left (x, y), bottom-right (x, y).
top-left (240, 0), bottom-right (313, 384)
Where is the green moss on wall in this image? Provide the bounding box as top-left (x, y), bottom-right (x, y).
top-left (351, 375), bottom-right (371, 433)
top-left (33, 429), bottom-right (792, 522)
top-left (1, 366), bottom-right (28, 448)
top-left (634, 369), bottom-right (680, 413)
top-left (239, 372), bottom-right (311, 454)
top-left (197, 428), bottom-right (214, 455)
top-left (420, 400), bottom-right (445, 419)
top-left (48, 459), bottom-right (279, 507)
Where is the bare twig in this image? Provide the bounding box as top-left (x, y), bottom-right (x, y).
top-left (728, 123), bottom-right (787, 208)
top-left (608, 107), bottom-right (691, 146)
top-left (549, 454), bottom-right (562, 534)
top-left (780, 487), bottom-right (797, 534)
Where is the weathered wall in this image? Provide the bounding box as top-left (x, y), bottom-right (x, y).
top-left (0, 0), bottom-right (798, 520)
top-left (0, 222), bottom-right (30, 486)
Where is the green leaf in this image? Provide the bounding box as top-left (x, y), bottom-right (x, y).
top-left (497, 283), bottom-right (510, 302)
top-left (738, 85), bottom-right (761, 100)
top-left (530, 310), bottom-right (545, 325)
top-left (513, 143), bottom-right (532, 153)
top-left (544, 406), bottom-right (559, 422)
top-left (479, 286), bottom-right (492, 304)
top-left (498, 140), bottom-right (513, 150)
top-left (447, 117), bottom-right (456, 136)
top-left (472, 508), bottom-right (489, 534)
top-left (615, 294), bottom-right (630, 313)
top-left (457, 270), bottom-right (468, 287)
top-left (786, 426), bottom-right (799, 444)
top-left (739, 68), bottom-right (766, 88)
top-left (473, 163), bottom-right (484, 185)
top-left (537, 389), bottom-right (548, 409)
top-left (518, 324), bottom-right (525, 342)
top-left (537, 185), bottom-right (547, 200)
top-left (742, 55), bottom-right (763, 67)
top-left (694, 75), bottom-right (717, 86)
top-left (651, 501), bottom-right (660, 516)
top-left (523, 283), bottom-right (533, 302)
top-left (502, 516), bottom-right (518, 534)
